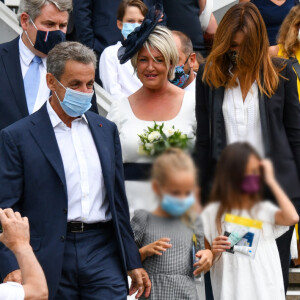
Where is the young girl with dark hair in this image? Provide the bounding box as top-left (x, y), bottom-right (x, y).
top-left (202, 142), bottom-right (299, 300)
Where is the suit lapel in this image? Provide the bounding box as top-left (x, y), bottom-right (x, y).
top-left (86, 113), bottom-right (112, 190)
top-left (212, 87), bottom-right (226, 160)
top-left (29, 104), bottom-right (67, 188)
top-left (259, 92), bottom-right (271, 157)
top-left (1, 37), bottom-right (29, 117)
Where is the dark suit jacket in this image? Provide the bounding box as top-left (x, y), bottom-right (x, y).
top-left (161, 0), bottom-right (205, 54)
top-left (0, 104), bottom-right (142, 299)
top-left (72, 0), bottom-right (123, 58)
top-left (72, 0), bottom-right (167, 59)
top-left (0, 37), bottom-right (98, 131)
top-left (195, 59), bottom-right (300, 204)
top-left (144, 0), bottom-right (205, 54)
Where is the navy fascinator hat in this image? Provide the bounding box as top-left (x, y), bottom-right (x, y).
top-left (118, 3), bottom-right (164, 64)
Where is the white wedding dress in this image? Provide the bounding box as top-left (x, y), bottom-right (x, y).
top-left (107, 91), bottom-right (196, 217)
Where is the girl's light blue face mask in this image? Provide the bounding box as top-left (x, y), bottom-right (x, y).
top-left (54, 79), bottom-right (94, 117)
top-left (161, 193), bottom-right (195, 217)
top-left (121, 23), bottom-right (141, 39)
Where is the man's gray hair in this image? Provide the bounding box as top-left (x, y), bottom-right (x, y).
top-left (47, 42), bottom-right (97, 80)
top-left (18, 0), bottom-right (72, 22)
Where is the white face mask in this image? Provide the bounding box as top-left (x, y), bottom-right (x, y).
top-left (298, 28), bottom-right (300, 42)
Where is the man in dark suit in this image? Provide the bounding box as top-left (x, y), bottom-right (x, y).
top-left (144, 0), bottom-right (206, 55)
top-left (0, 41), bottom-right (151, 299)
top-left (0, 0), bottom-right (98, 132)
top-left (72, 0), bottom-right (123, 59)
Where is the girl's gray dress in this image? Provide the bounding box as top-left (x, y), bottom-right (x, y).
top-left (131, 209), bottom-right (205, 300)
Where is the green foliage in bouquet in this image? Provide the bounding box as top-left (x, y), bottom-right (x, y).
top-left (138, 122), bottom-right (191, 156)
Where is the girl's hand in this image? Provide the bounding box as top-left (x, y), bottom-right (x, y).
top-left (212, 236), bottom-right (231, 256)
top-left (260, 159), bottom-right (276, 186)
top-left (143, 238), bottom-right (172, 258)
top-left (193, 249), bottom-right (213, 275)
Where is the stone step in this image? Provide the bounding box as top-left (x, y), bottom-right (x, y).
top-left (290, 268), bottom-right (300, 284)
top-left (288, 269), bottom-right (300, 299)
top-left (287, 290), bottom-right (300, 300)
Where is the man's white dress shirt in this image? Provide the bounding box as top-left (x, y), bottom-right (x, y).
top-left (222, 80), bottom-right (264, 157)
top-left (19, 36), bottom-right (50, 113)
top-left (47, 100), bottom-right (111, 222)
top-left (184, 74), bottom-right (196, 93)
top-left (0, 282), bottom-right (24, 300)
top-left (99, 42), bottom-right (142, 100)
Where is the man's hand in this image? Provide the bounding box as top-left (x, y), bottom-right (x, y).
top-left (0, 208), bottom-right (30, 252)
top-left (0, 208), bottom-right (31, 284)
top-left (3, 269), bottom-right (22, 284)
top-left (193, 249), bottom-right (213, 275)
top-left (128, 268), bottom-right (151, 299)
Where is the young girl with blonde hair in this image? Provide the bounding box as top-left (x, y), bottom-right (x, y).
top-left (131, 148), bottom-right (212, 299)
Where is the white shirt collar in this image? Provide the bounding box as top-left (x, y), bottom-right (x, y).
top-left (46, 99), bottom-right (88, 128)
top-left (19, 35), bottom-right (47, 68)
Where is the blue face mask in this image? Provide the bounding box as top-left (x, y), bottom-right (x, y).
top-left (55, 79), bottom-right (94, 117)
top-left (161, 193), bottom-right (195, 217)
top-left (169, 55), bottom-right (191, 88)
top-left (121, 23), bottom-right (141, 39)
top-left (25, 17), bottom-right (66, 55)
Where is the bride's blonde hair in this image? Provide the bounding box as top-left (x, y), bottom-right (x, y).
top-left (131, 26), bottom-right (179, 80)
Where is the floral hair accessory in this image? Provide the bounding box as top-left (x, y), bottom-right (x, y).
top-left (118, 3), bottom-right (164, 64)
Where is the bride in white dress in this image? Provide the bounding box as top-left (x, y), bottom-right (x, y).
top-left (107, 25), bottom-right (196, 217)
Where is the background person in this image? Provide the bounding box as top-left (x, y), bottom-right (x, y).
top-left (72, 0), bottom-right (123, 83)
top-left (202, 142), bottom-right (299, 300)
top-left (0, 208), bottom-right (48, 300)
top-left (275, 5), bottom-right (300, 100)
top-left (240, 0), bottom-right (297, 46)
top-left (99, 0), bottom-right (147, 100)
top-left (145, 0), bottom-right (217, 57)
top-left (0, 41), bottom-right (150, 300)
top-left (107, 8), bottom-right (196, 216)
top-left (171, 30), bottom-right (197, 92)
top-left (195, 2), bottom-right (300, 292)
top-left (0, 0), bottom-right (78, 132)
top-left (131, 148), bottom-right (212, 300)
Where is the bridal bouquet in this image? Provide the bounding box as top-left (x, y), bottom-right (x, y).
top-left (138, 122), bottom-right (191, 156)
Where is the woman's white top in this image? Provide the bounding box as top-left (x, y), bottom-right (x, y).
top-left (107, 91), bottom-right (196, 216)
top-left (0, 282), bottom-right (24, 300)
top-left (222, 80), bottom-right (264, 157)
top-left (99, 42), bottom-right (142, 101)
top-left (202, 201), bottom-right (288, 300)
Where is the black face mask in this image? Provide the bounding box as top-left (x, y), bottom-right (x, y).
top-left (34, 30), bottom-right (66, 55)
top-left (25, 17), bottom-right (66, 55)
top-left (227, 50), bottom-right (239, 65)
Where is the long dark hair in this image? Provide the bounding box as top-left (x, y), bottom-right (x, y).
top-left (203, 2), bottom-right (281, 98)
top-left (210, 143), bottom-right (262, 233)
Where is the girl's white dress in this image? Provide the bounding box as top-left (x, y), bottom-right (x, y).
top-left (107, 91), bottom-right (196, 216)
top-left (201, 201), bottom-right (288, 300)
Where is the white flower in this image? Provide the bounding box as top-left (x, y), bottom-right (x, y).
top-left (163, 127), bottom-right (175, 138)
top-left (148, 131), bottom-right (161, 142)
top-left (145, 143), bottom-right (154, 150)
